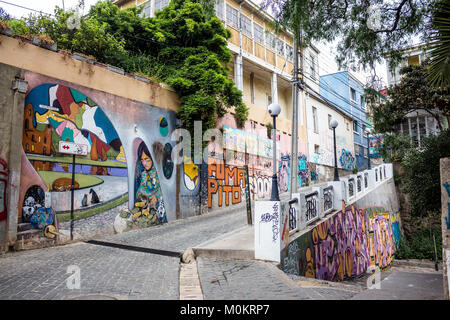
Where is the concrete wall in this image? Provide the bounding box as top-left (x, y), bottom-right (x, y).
top-left (0, 34), bottom-right (188, 250)
top-left (0, 63), bottom-right (26, 251)
top-left (280, 176), bottom-right (401, 281)
top-left (440, 157), bottom-right (450, 300)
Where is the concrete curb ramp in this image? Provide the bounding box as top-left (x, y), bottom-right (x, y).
top-left (192, 226), bottom-right (254, 260)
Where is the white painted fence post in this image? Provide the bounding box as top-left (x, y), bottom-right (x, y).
top-left (254, 200), bottom-right (282, 262)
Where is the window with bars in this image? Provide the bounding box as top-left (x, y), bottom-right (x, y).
top-left (226, 5), bottom-right (239, 29)
top-left (142, 0), bottom-right (151, 17)
top-left (241, 14), bottom-right (252, 37)
top-left (276, 38), bottom-right (285, 56)
top-left (265, 32), bottom-right (276, 51)
top-left (312, 106), bottom-right (318, 134)
top-left (154, 0), bottom-right (169, 12)
top-left (215, 0), bottom-right (224, 20)
top-left (310, 53), bottom-right (316, 79)
top-left (254, 23), bottom-right (264, 45)
top-left (286, 44), bottom-right (293, 61)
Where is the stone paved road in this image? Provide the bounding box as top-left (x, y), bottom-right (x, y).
top-left (197, 258), bottom-right (359, 300)
top-left (0, 206), bottom-right (247, 300)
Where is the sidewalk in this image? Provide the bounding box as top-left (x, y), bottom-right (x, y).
top-left (188, 224), bottom-right (444, 300)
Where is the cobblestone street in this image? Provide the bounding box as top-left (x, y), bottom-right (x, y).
top-left (0, 207), bottom-right (247, 300)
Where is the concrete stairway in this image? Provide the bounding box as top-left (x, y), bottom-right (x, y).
top-left (14, 218), bottom-right (55, 251)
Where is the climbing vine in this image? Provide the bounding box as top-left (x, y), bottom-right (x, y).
top-left (1, 0), bottom-right (248, 141)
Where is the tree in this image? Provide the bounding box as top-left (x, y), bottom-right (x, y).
top-left (370, 63), bottom-right (450, 133)
top-left (426, 0), bottom-right (450, 87)
top-left (4, 0), bottom-right (248, 145)
top-left (260, 0), bottom-right (430, 71)
top-left (402, 129), bottom-right (450, 218)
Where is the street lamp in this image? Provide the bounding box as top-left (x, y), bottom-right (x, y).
top-left (268, 103), bottom-right (281, 201)
top-left (330, 119), bottom-right (339, 181)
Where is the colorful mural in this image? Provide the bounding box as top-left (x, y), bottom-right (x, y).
top-left (21, 83), bottom-right (128, 217)
top-left (339, 149), bottom-right (355, 171)
top-left (281, 202), bottom-right (400, 281)
top-left (369, 135), bottom-right (384, 159)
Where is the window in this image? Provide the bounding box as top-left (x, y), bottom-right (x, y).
top-left (286, 44), bottom-right (293, 62)
top-left (254, 23), bottom-right (264, 45)
top-left (364, 147), bottom-right (368, 158)
top-left (353, 120), bottom-right (358, 132)
top-left (360, 95), bottom-right (365, 109)
top-left (226, 5), bottom-right (239, 29)
top-left (154, 0), bottom-right (169, 12)
top-left (354, 144), bottom-right (360, 156)
top-left (312, 106), bottom-right (318, 134)
top-left (142, 0), bottom-right (151, 17)
top-left (350, 87), bottom-right (356, 102)
top-left (328, 114), bottom-right (332, 129)
top-left (310, 53), bottom-right (316, 79)
top-left (363, 125), bottom-right (368, 137)
top-left (241, 14), bottom-right (252, 37)
top-left (215, 0), bottom-right (224, 20)
top-left (346, 121), bottom-right (349, 131)
top-left (314, 144), bottom-right (320, 154)
top-left (265, 32), bottom-right (276, 51)
top-left (276, 39), bottom-right (285, 56)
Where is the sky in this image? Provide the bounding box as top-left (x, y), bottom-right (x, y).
top-left (0, 0), bottom-right (389, 87)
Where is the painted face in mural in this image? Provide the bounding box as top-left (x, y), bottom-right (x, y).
top-left (138, 142), bottom-right (153, 172)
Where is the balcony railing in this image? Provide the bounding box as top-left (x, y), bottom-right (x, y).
top-left (305, 191), bottom-right (319, 224)
top-left (281, 164), bottom-right (393, 240)
top-left (323, 186), bottom-right (334, 214)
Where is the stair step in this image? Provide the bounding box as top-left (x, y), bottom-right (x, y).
top-left (17, 223), bottom-right (33, 232)
top-left (16, 229), bottom-right (42, 241)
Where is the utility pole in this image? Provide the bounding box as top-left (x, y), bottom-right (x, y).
top-left (290, 29), bottom-right (303, 197)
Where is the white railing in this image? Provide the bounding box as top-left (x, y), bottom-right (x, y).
top-left (285, 163), bottom-right (394, 237)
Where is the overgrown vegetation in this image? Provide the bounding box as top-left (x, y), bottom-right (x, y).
top-left (0, 0), bottom-right (248, 142)
top-left (394, 226), bottom-right (442, 261)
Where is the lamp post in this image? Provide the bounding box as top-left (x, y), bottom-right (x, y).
top-left (268, 103), bottom-right (281, 201)
top-left (330, 119), bottom-right (339, 181)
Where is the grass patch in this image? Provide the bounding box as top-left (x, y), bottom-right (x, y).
top-left (38, 171), bottom-right (103, 190)
top-left (57, 193), bottom-right (128, 222)
top-left (28, 155), bottom-right (127, 168)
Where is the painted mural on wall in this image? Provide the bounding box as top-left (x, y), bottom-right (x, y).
top-left (281, 202), bottom-right (399, 281)
top-left (207, 159), bottom-right (246, 208)
top-left (339, 149), bottom-right (355, 171)
top-left (117, 141), bottom-right (167, 229)
top-left (369, 135), bottom-right (384, 159)
top-left (22, 84), bottom-right (127, 216)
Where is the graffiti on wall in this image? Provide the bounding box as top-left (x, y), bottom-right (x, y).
top-left (369, 136), bottom-right (383, 159)
top-left (128, 141), bottom-right (167, 226)
top-left (22, 84), bottom-right (127, 215)
top-left (281, 202), bottom-right (398, 281)
top-left (444, 182), bottom-right (450, 229)
top-left (207, 159), bottom-right (246, 208)
top-left (364, 207), bottom-right (396, 269)
top-left (339, 149), bottom-right (355, 171)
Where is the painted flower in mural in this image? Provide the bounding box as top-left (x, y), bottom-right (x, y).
top-left (131, 141), bottom-right (167, 226)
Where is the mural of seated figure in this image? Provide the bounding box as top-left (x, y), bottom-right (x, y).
top-left (129, 142), bottom-right (167, 227)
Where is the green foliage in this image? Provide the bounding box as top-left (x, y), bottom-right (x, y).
top-left (266, 122), bottom-right (273, 139)
top-left (402, 129), bottom-right (450, 218)
top-left (377, 133), bottom-right (413, 163)
top-left (5, 0), bottom-right (248, 142)
top-left (394, 226), bottom-right (442, 261)
top-left (426, 0), bottom-right (450, 87)
top-left (261, 0), bottom-right (430, 71)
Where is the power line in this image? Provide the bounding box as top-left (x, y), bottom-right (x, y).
top-left (0, 0), bottom-right (53, 16)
